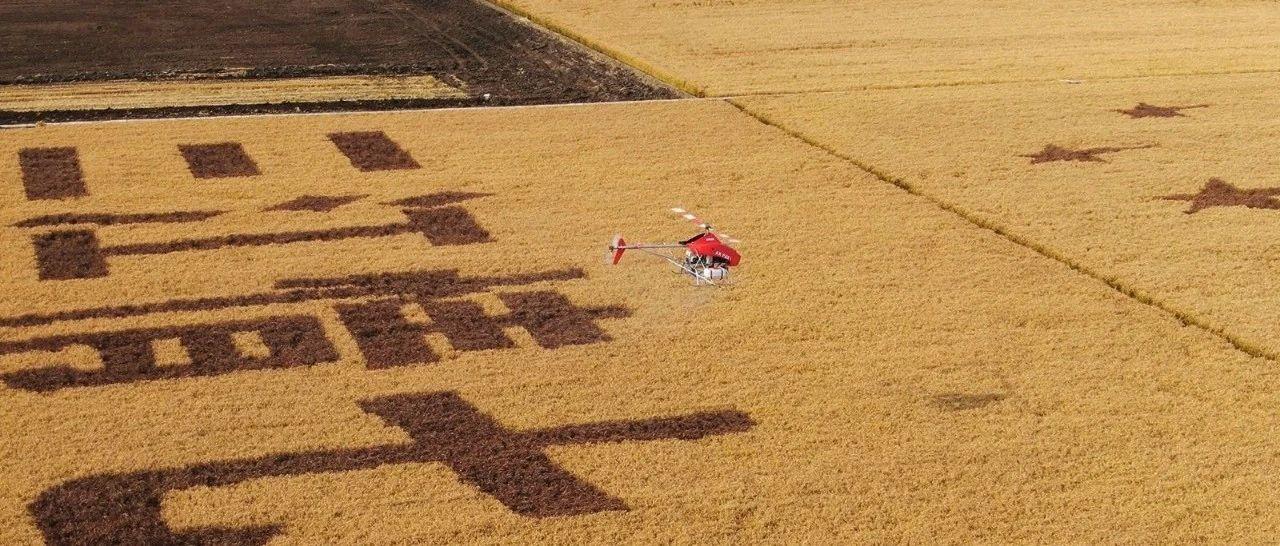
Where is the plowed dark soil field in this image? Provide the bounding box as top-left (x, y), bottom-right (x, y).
top-left (0, 0), bottom-right (676, 122)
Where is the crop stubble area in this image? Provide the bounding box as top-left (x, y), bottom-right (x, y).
top-left (3, 97), bottom-right (1280, 542)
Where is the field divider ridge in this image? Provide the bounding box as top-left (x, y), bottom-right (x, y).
top-left (717, 66), bottom-right (1280, 100)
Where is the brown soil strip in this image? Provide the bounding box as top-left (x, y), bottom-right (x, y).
top-left (18, 147), bottom-right (86, 200)
top-left (265, 195), bottom-right (366, 213)
top-left (13, 211), bottom-right (223, 228)
top-left (1163, 178), bottom-right (1280, 214)
top-left (327, 132), bottom-right (420, 171)
top-left (29, 391), bottom-right (751, 544)
top-left (385, 192), bottom-right (491, 208)
top-left (178, 143), bottom-right (261, 179)
top-left (0, 268), bottom-right (585, 328)
top-left (524, 410), bottom-right (754, 445)
top-left (99, 224), bottom-right (414, 257)
top-left (93, 206), bottom-right (488, 262)
top-left (0, 97), bottom-right (489, 125)
top-left (274, 268), bottom-right (583, 292)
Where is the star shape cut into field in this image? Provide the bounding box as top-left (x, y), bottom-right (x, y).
top-left (1116, 103), bottom-right (1209, 118)
top-left (1021, 144), bottom-right (1155, 164)
top-left (1163, 178), bottom-right (1280, 214)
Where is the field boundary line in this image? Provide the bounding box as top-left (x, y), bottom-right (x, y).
top-left (0, 96), bottom-right (716, 129)
top-left (482, 0), bottom-right (704, 97)
top-left (717, 67), bottom-right (1280, 99)
top-left (723, 98), bottom-right (1278, 364)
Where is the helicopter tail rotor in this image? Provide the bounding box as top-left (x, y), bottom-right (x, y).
top-left (608, 234), bottom-right (627, 264)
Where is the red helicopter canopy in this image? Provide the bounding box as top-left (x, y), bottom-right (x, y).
top-left (684, 232), bottom-right (741, 266)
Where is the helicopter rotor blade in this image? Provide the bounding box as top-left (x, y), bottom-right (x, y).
top-left (670, 207), bottom-right (742, 244)
top-left (670, 207), bottom-right (706, 229)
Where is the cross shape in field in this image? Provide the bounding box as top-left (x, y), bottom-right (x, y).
top-left (1116, 103), bottom-right (1209, 119)
top-left (31, 391), bottom-right (754, 545)
top-left (1163, 178), bottom-right (1280, 214)
top-left (1021, 144), bottom-right (1155, 164)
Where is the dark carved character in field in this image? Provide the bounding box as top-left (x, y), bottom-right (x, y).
top-left (1021, 143), bottom-right (1156, 164)
top-left (29, 391), bottom-right (753, 545)
top-left (11, 134), bottom-right (488, 280)
top-left (18, 191), bottom-right (491, 280)
top-left (337, 289), bottom-right (627, 368)
top-left (1163, 178), bottom-right (1280, 214)
top-left (0, 268), bottom-right (628, 391)
top-left (0, 316), bottom-right (338, 392)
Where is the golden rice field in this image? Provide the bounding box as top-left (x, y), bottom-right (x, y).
top-left (4, 98), bottom-right (1280, 543)
top-left (6, 0), bottom-right (1280, 543)
top-left (493, 0), bottom-right (1280, 95)
top-left (737, 71), bottom-right (1280, 362)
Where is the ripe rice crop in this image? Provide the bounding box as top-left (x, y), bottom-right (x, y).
top-left (3, 100), bottom-right (1280, 543)
top-left (737, 71), bottom-right (1280, 362)
top-left (492, 0), bottom-right (1280, 95)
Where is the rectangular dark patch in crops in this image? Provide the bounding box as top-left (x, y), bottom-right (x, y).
top-left (328, 131), bottom-right (420, 171)
top-left (179, 143), bottom-right (261, 179)
top-left (34, 230), bottom-right (106, 280)
top-left (18, 147), bottom-right (86, 200)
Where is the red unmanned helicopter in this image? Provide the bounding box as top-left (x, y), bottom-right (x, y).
top-left (608, 207), bottom-right (742, 285)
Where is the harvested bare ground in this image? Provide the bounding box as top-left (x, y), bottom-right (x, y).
top-left (0, 0), bottom-right (678, 123)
